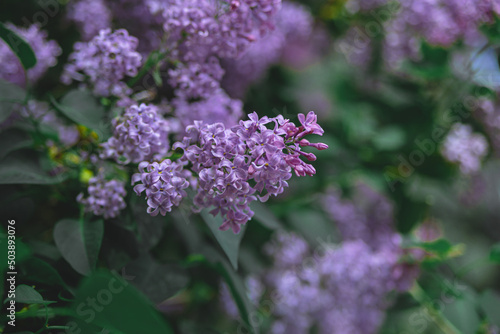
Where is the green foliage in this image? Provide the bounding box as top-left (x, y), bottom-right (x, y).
top-left (51, 89), bottom-right (110, 139)
top-left (53, 219), bottom-right (104, 275)
top-left (0, 22), bottom-right (36, 70)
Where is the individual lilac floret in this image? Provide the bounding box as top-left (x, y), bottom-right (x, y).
top-left (77, 175), bottom-right (127, 219)
top-left (172, 111), bottom-right (327, 233)
top-left (62, 29), bottom-right (142, 97)
top-left (100, 104), bottom-right (171, 164)
top-left (0, 23), bottom-right (61, 86)
top-left (132, 160), bottom-right (190, 216)
top-left (66, 0), bottom-right (112, 41)
top-left (441, 123), bottom-right (488, 174)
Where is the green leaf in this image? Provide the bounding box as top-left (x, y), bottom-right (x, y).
top-left (53, 219), bottom-right (104, 276)
top-left (0, 129), bottom-right (33, 159)
top-left (201, 246), bottom-right (258, 334)
top-left (200, 210), bottom-right (246, 270)
top-left (21, 258), bottom-right (69, 290)
top-left (71, 270), bottom-right (173, 334)
top-left (125, 255), bottom-right (188, 304)
top-left (479, 290), bottom-right (500, 327)
top-left (14, 285), bottom-right (53, 305)
top-left (51, 89), bottom-right (110, 139)
top-left (372, 126), bottom-right (406, 151)
top-left (0, 22), bottom-right (37, 70)
top-left (489, 243), bottom-right (500, 263)
top-left (0, 79), bottom-right (26, 122)
top-left (0, 152), bottom-right (66, 185)
top-left (412, 239), bottom-right (465, 261)
top-left (442, 298), bottom-right (481, 333)
top-left (250, 201), bottom-right (283, 230)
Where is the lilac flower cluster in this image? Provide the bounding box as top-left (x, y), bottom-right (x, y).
top-left (101, 104), bottom-right (171, 164)
top-left (168, 57), bottom-right (225, 99)
top-left (322, 181), bottom-right (398, 250)
top-left (172, 89), bottom-right (243, 131)
top-left (66, 0), bottom-right (112, 41)
top-left (338, 0), bottom-right (500, 68)
top-left (106, 0), bottom-right (166, 53)
top-left (158, 0), bottom-right (282, 62)
top-left (0, 23), bottom-right (61, 86)
top-left (132, 160), bottom-right (190, 216)
top-left (222, 2), bottom-right (314, 97)
top-left (475, 97), bottom-right (500, 156)
top-left (62, 29), bottom-right (142, 97)
top-left (131, 111), bottom-right (326, 232)
top-left (384, 0), bottom-right (500, 65)
top-left (221, 184), bottom-right (418, 333)
top-left (77, 175), bottom-right (127, 219)
top-left (441, 123), bottom-right (488, 174)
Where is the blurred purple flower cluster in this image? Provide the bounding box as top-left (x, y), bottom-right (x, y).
top-left (220, 183), bottom-right (418, 332)
top-left (62, 29), bottom-right (143, 97)
top-left (441, 123), bottom-right (488, 174)
top-left (66, 0), bottom-right (112, 41)
top-left (77, 174), bottom-right (127, 219)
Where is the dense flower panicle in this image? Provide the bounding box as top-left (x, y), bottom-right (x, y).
top-left (101, 104), bottom-right (171, 164)
top-left (106, 0), bottom-right (166, 53)
top-left (383, 0), bottom-right (500, 65)
top-left (66, 0), bottom-right (112, 40)
top-left (166, 111), bottom-right (326, 233)
top-left (322, 182), bottom-right (397, 250)
top-left (158, 0), bottom-right (282, 61)
top-left (132, 160), bottom-right (190, 216)
top-left (0, 23), bottom-right (61, 86)
top-left (168, 57), bottom-right (225, 99)
top-left (475, 97), bottom-right (500, 155)
top-left (441, 123), bottom-right (488, 174)
top-left (222, 2), bottom-right (314, 97)
top-left (77, 175), bottom-right (127, 219)
top-left (222, 230), bottom-right (418, 333)
top-left (62, 29), bottom-right (142, 97)
top-left (172, 89), bottom-right (243, 131)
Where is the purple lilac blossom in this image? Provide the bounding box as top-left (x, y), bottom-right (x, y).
top-left (168, 57), bottom-right (225, 99)
top-left (66, 0), bottom-right (112, 40)
top-left (107, 0), bottom-right (166, 53)
top-left (132, 160), bottom-right (190, 216)
top-left (222, 2), bottom-right (314, 97)
top-left (322, 181), bottom-right (398, 250)
top-left (383, 0), bottom-right (500, 66)
top-left (221, 230), bottom-right (418, 333)
top-left (441, 123), bottom-right (488, 174)
top-left (0, 23), bottom-right (61, 86)
top-left (77, 175), bottom-right (127, 219)
top-left (475, 97), bottom-right (500, 156)
top-left (172, 88), bottom-right (243, 131)
top-left (132, 111), bottom-right (327, 233)
top-left (62, 29), bottom-right (142, 97)
top-left (158, 0), bottom-right (282, 62)
top-left (100, 104), bottom-right (171, 164)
